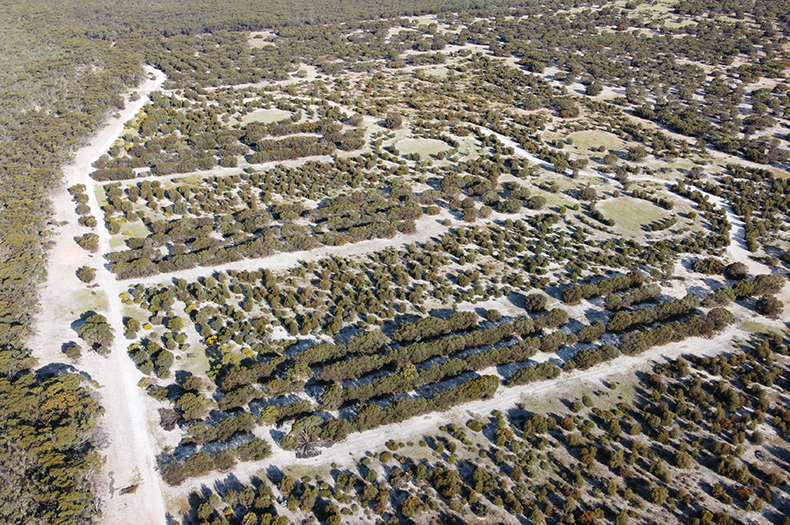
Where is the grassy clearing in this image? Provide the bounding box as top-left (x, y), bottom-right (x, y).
top-left (109, 237), bottom-right (126, 250)
top-left (598, 196), bottom-right (669, 231)
top-left (447, 135), bottom-right (478, 157)
top-left (95, 185), bottom-right (109, 209)
top-left (551, 174), bottom-right (589, 193)
top-left (72, 289), bottom-right (108, 313)
top-left (171, 174), bottom-right (205, 185)
top-left (247, 31), bottom-right (276, 48)
top-left (184, 346), bottom-right (210, 377)
top-left (111, 221), bottom-right (150, 250)
top-left (568, 130), bottom-right (624, 151)
top-left (421, 67), bottom-right (449, 78)
top-left (282, 464), bottom-right (331, 479)
top-left (662, 17), bottom-right (697, 29)
top-left (518, 393), bottom-right (563, 414)
top-left (533, 187), bottom-right (572, 208)
top-left (769, 167), bottom-right (790, 179)
top-left (123, 306), bottom-right (149, 324)
top-left (396, 138), bottom-right (451, 157)
top-left (238, 109), bottom-right (292, 126)
top-left (119, 221), bottom-right (151, 238)
top-left (161, 180), bottom-right (206, 198)
top-left (741, 320), bottom-right (781, 334)
top-left (611, 379), bottom-right (636, 405)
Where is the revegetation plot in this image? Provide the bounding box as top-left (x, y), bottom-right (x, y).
top-left (20, 1), bottom-right (790, 524)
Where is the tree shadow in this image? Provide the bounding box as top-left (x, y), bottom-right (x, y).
top-left (37, 362), bottom-right (80, 378)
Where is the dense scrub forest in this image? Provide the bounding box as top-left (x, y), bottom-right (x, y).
top-left (2, 0), bottom-right (790, 523)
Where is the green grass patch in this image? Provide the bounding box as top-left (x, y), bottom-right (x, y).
top-left (122, 306), bottom-right (149, 324)
top-left (422, 67), bottom-right (449, 78)
top-left (73, 289), bottom-right (108, 313)
top-left (282, 464), bottom-right (331, 480)
top-left (184, 346), bottom-right (210, 376)
top-left (568, 131), bottom-right (624, 152)
top-left (532, 187), bottom-right (572, 208)
top-left (95, 185), bottom-right (109, 209)
top-left (110, 221), bottom-right (149, 250)
top-left (396, 138), bottom-right (451, 157)
top-left (109, 237), bottom-right (126, 250)
top-left (612, 379), bottom-right (636, 405)
top-left (741, 320), bottom-right (780, 334)
top-left (238, 109), bottom-right (292, 126)
top-left (119, 221), bottom-right (151, 238)
top-left (598, 196), bottom-right (669, 231)
top-left (769, 168), bottom-right (790, 179)
top-left (662, 16), bottom-right (697, 29)
top-left (172, 174), bottom-right (207, 185)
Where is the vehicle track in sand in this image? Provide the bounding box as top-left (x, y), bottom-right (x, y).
top-left (30, 66), bottom-right (169, 525)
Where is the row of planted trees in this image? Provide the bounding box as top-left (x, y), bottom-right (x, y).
top-left (171, 331), bottom-right (790, 525)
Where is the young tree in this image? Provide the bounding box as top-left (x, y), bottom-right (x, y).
top-left (756, 295), bottom-right (783, 318)
top-left (63, 342), bottom-right (82, 360)
top-left (177, 392), bottom-right (209, 420)
top-left (627, 145), bottom-right (647, 162)
top-left (586, 83), bottom-right (603, 96)
top-left (76, 313), bottom-right (114, 351)
top-left (724, 262), bottom-right (749, 280)
top-left (524, 293), bottom-right (547, 312)
top-left (578, 186), bottom-right (597, 201)
top-left (74, 233), bottom-right (100, 252)
top-left (562, 285), bottom-right (584, 304)
top-left (486, 309), bottom-right (502, 323)
top-left (383, 112), bottom-right (403, 129)
top-left (76, 266), bottom-right (96, 283)
top-left (527, 196), bottom-right (547, 210)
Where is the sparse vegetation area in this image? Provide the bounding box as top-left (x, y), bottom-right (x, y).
top-left (5, 0), bottom-right (790, 522)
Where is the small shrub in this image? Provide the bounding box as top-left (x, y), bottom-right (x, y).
top-left (77, 266), bottom-right (96, 283)
top-left (383, 113), bottom-right (403, 129)
top-left (486, 309), bottom-right (502, 323)
top-left (724, 262), bottom-right (749, 280)
top-left (756, 295), bottom-right (783, 318)
top-left (524, 293), bottom-right (547, 312)
top-left (466, 420), bottom-right (484, 432)
top-left (63, 342), bottom-right (82, 360)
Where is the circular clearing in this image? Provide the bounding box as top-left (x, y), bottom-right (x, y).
top-left (422, 67), bottom-right (449, 78)
top-left (598, 196), bottom-right (670, 232)
top-left (239, 109), bottom-right (293, 126)
top-left (568, 130), bottom-right (625, 151)
top-left (395, 138), bottom-right (451, 157)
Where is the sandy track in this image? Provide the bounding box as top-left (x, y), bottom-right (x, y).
top-left (29, 66), bottom-right (168, 525)
top-left (121, 209), bottom-right (459, 287)
top-left (103, 154), bottom-right (336, 186)
top-left (166, 325), bottom-right (744, 502)
top-left (705, 193), bottom-right (771, 274)
top-left (117, 125), bottom-right (560, 289)
top-left (476, 126), bottom-right (555, 171)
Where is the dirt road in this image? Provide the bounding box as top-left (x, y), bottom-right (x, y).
top-left (30, 66), bottom-right (168, 525)
top-left (165, 325), bottom-right (744, 504)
